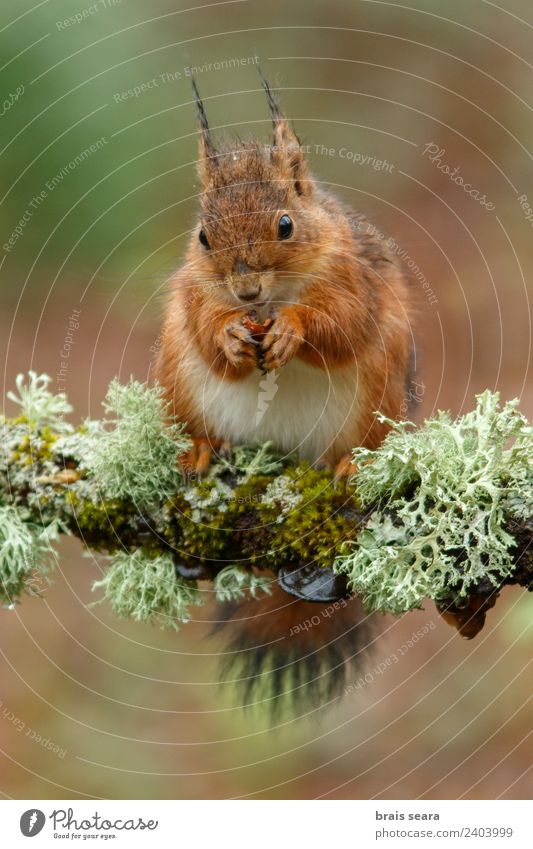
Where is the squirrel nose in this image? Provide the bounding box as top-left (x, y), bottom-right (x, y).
top-left (233, 260), bottom-right (262, 301)
top-left (238, 287), bottom-right (261, 302)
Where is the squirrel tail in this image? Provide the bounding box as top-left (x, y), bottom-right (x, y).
top-left (213, 582), bottom-right (374, 714)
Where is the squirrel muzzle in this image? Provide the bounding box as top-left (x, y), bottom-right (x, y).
top-left (230, 260), bottom-right (265, 303)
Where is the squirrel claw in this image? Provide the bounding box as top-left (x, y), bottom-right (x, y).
top-left (260, 309), bottom-right (303, 370)
top-left (179, 437), bottom-right (231, 478)
top-left (219, 440), bottom-right (233, 461)
top-left (215, 316), bottom-right (258, 372)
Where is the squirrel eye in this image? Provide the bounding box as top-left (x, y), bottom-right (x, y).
top-left (199, 228), bottom-right (210, 249)
top-left (277, 214), bottom-right (293, 240)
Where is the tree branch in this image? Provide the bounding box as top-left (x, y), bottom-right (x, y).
top-left (1, 374), bottom-right (531, 636)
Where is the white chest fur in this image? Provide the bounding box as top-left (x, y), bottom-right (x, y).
top-left (187, 352), bottom-right (361, 462)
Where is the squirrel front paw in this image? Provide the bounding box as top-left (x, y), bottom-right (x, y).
top-left (215, 314), bottom-right (258, 371)
top-left (260, 307), bottom-right (304, 371)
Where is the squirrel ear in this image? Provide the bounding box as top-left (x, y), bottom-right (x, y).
top-left (192, 79), bottom-right (218, 183)
top-left (260, 72), bottom-right (312, 196)
top-left (273, 121), bottom-right (311, 196)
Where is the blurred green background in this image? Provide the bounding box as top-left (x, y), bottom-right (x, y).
top-left (0, 0), bottom-right (531, 799)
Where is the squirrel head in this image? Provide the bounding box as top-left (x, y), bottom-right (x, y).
top-left (187, 78), bottom-right (332, 308)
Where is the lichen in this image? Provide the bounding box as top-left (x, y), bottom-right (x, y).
top-left (83, 378), bottom-right (191, 508)
top-left (213, 564), bottom-right (273, 602)
top-left (262, 474), bottom-right (303, 517)
top-left (0, 505), bottom-right (58, 604)
top-left (215, 441), bottom-right (284, 480)
top-left (334, 391), bottom-right (533, 614)
top-left (6, 372), bottom-right (73, 433)
top-left (92, 549), bottom-right (203, 629)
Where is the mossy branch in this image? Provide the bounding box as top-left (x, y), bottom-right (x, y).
top-left (1, 373), bottom-right (531, 637)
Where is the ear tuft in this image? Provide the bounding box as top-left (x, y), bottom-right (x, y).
top-left (259, 71), bottom-right (312, 196)
top-left (259, 69), bottom-right (283, 127)
top-left (192, 78), bottom-right (218, 183)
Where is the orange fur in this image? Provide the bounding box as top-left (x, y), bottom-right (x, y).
top-left (156, 193), bottom-right (412, 459)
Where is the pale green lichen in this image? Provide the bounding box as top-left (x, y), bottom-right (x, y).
top-left (213, 564), bottom-right (273, 602)
top-left (0, 505), bottom-right (59, 604)
top-left (217, 441), bottom-right (284, 480)
top-left (84, 379), bottom-right (191, 507)
top-left (335, 391), bottom-right (533, 614)
top-left (92, 549), bottom-right (203, 629)
top-left (6, 372), bottom-right (73, 433)
top-left (262, 474), bottom-right (303, 518)
top-left (182, 477), bottom-right (234, 522)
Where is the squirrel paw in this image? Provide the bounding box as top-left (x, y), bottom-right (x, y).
top-left (260, 308), bottom-right (304, 371)
top-left (179, 437), bottom-right (232, 478)
top-left (334, 453), bottom-right (358, 480)
top-left (216, 316), bottom-right (257, 371)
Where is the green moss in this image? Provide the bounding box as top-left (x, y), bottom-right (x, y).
top-left (16, 425), bottom-right (58, 465)
top-left (66, 492), bottom-right (137, 551)
top-left (165, 465), bottom-right (360, 575)
top-left (255, 465), bottom-right (356, 568)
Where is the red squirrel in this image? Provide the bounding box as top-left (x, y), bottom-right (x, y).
top-left (156, 79), bottom-right (414, 708)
